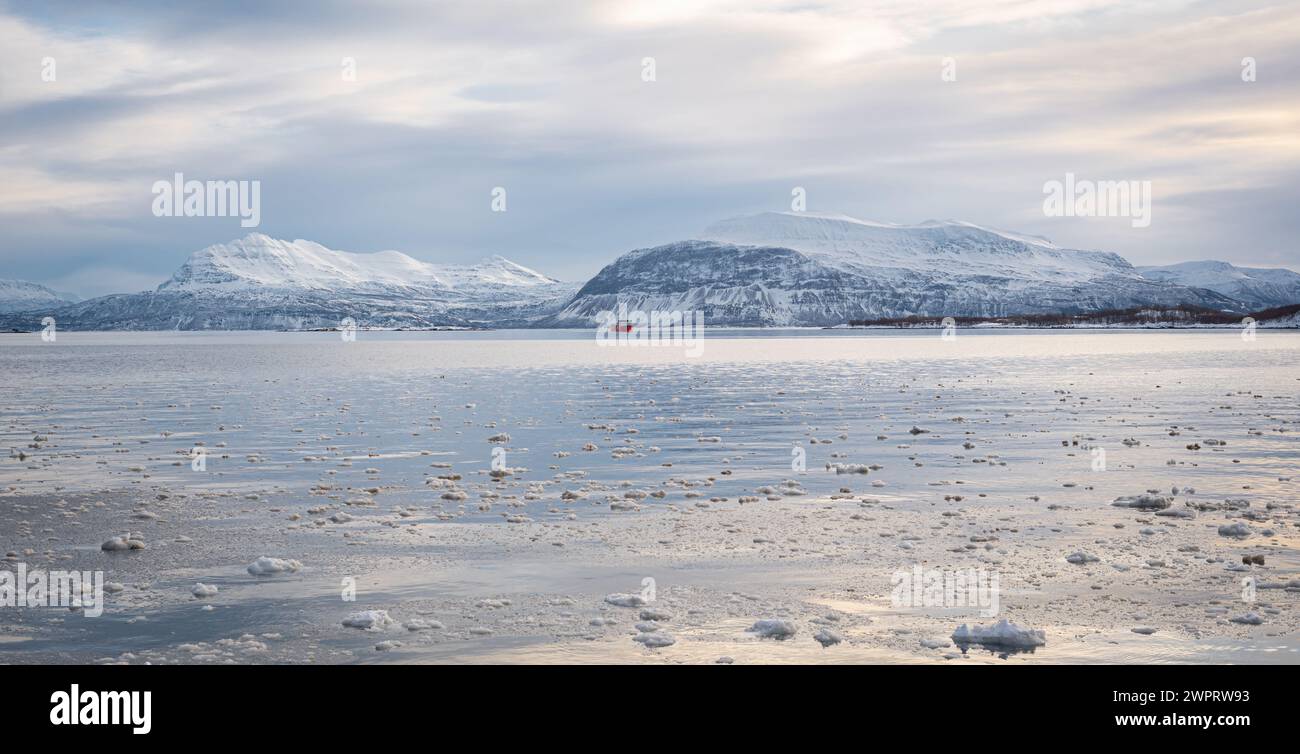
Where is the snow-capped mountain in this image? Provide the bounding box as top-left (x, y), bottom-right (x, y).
top-left (4, 219), bottom-right (1287, 331)
top-left (0, 279), bottom-right (78, 313)
top-left (18, 234), bottom-right (576, 330)
top-left (1138, 261), bottom-right (1300, 310)
top-left (548, 212), bottom-right (1242, 326)
top-left (160, 234), bottom-right (557, 293)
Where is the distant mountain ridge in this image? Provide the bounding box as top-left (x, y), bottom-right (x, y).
top-left (546, 212), bottom-right (1248, 326)
top-left (1137, 260), bottom-right (1300, 310)
top-left (160, 234), bottom-right (559, 292)
top-left (0, 279), bottom-right (78, 313)
top-left (3, 234), bottom-right (575, 331)
top-left (3, 217), bottom-right (1296, 330)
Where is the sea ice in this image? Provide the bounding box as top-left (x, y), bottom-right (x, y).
top-left (246, 556), bottom-right (303, 576)
top-left (342, 610), bottom-right (395, 630)
top-left (1111, 494), bottom-right (1171, 510)
top-left (633, 632), bottom-right (676, 648)
top-left (748, 619), bottom-right (797, 640)
top-left (814, 629), bottom-right (843, 647)
top-left (191, 583), bottom-right (218, 598)
top-left (951, 619), bottom-right (1046, 648)
top-left (100, 535), bottom-right (146, 551)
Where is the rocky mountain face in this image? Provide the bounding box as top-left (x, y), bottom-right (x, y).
top-left (6, 217), bottom-right (1293, 331)
top-left (547, 213), bottom-right (1243, 326)
top-left (7, 234), bottom-right (576, 331)
top-left (0, 279), bottom-right (78, 313)
top-left (1138, 261), bottom-right (1300, 310)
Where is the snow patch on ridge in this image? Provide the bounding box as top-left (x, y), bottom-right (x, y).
top-left (160, 234), bottom-right (559, 293)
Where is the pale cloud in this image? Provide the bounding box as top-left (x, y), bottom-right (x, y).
top-left (0, 0), bottom-right (1296, 293)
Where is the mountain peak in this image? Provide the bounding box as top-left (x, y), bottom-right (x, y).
top-left (160, 235), bottom-right (561, 292)
top-left (470, 255), bottom-right (558, 285)
top-left (704, 211), bottom-right (1061, 251)
top-left (1138, 260), bottom-right (1300, 309)
top-left (699, 211), bottom-right (1118, 284)
top-left (0, 279), bottom-right (79, 313)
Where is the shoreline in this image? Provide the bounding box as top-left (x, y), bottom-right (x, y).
top-left (3, 331), bottom-right (1295, 665)
top-left (2, 483), bottom-right (1293, 665)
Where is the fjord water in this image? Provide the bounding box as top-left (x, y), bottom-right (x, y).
top-left (1, 330), bottom-right (1296, 664)
top-left (8, 329), bottom-right (1296, 497)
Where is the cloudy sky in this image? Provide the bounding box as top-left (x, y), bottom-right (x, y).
top-left (1, 0), bottom-right (1297, 297)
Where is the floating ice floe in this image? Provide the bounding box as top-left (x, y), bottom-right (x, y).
top-left (951, 619), bottom-right (1046, 649)
top-left (191, 583), bottom-right (218, 599)
top-left (1256, 580), bottom-right (1300, 590)
top-left (1111, 494), bottom-right (1171, 510)
top-left (604, 593), bottom-right (648, 608)
top-left (1065, 551), bottom-right (1099, 564)
top-left (100, 535), bottom-right (146, 551)
top-left (342, 610), bottom-right (395, 630)
top-left (246, 556), bottom-right (303, 576)
top-left (404, 619), bottom-right (444, 632)
top-left (634, 632), bottom-right (676, 648)
top-left (825, 463), bottom-right (870, 475)
top-left (1229, 612), bottom-right (1263, 625)
top-left (1217, 522), bottom-right (1252, 538)
top-left (748, 619), bottom-right (797, 640)
top-left (813, 629), bottom-right (843, 647)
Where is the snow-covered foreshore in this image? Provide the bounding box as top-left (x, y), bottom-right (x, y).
top-left (1, 331), bottom-right (1296, 665)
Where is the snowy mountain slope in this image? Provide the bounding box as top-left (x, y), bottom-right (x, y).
top-left (4, 219), bottom-right (1279, 331)
top-left (703, 212), bottom-right (1133, 282)
top-left (548, 213), bottom-right (1243, 326)
top-left (160, 234), bottom-right (557, 293)
top-left (1138, 261), bottom-right (1300, 310)
top-left (0, 279), bottom-right (78, 313)
top-left (14, 235), bottom-right (576, 331)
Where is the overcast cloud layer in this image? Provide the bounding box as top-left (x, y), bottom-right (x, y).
top-left (1, 0), bottom-right (1297, 297)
